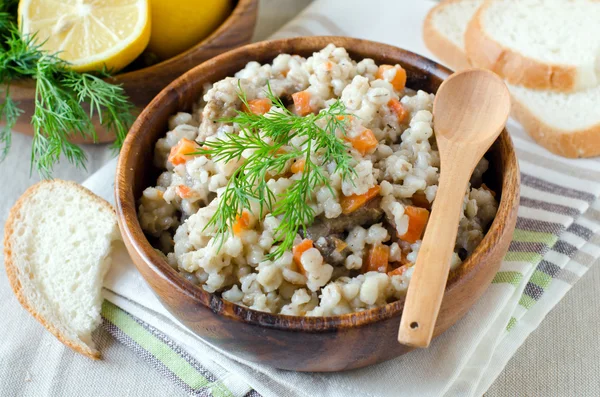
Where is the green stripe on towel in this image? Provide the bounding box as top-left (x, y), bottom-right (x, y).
top-left (529, 270), bottom-right (553, 289)
top-left (518, 294), bottom-right (537, 310)
top-left (506, 317), bottom-right (517, 332)
top-left (102, 301), bottom-right (211, 390)
top-left (504, 251), bottom-right (543, 263)
top-left (512, 229), bottom-right (558, 246)
top-left (491, 271), bottom-right (523, 286)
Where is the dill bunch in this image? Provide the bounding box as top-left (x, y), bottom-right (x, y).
top-left (0, 2), bottom-right (134, 177)
top-left (198, 83), bottom-right (356, 259)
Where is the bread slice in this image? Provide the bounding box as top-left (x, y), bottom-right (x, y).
top-left (509, 83), bottom-right (600, 157)
top-left (465, 0), bottom-right (600, 92)
top-left (423, 0), bottom-right (483, 71)
top-left (4, 180), bottom-right (120, 359)
top-left (424, 0), bottom-right (600, 158)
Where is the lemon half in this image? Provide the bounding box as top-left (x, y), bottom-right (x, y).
top-left (147, 0), bottom-right (231, 61)
top-left (19, 0), bottom-right (151, 73)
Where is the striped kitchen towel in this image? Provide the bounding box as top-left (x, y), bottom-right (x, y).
top-left (82, 1), bottom-right (600, 396)
top-left (93, 126), bottom-right (600, 397)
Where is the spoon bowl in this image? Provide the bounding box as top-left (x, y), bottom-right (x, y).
top-left (434, 69), bottom-right (511, 153)
top-left (398, 69), bottom-right (511, 348)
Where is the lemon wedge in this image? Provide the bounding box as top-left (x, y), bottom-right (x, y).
top-left (19, 0), bottom-right (151, 73)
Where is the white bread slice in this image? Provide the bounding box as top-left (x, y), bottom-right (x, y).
top-left (465, 0), bottom-right (600, 92)
top-left (424, 0), bottom-right (600, 158)
top-left (423, 0), bottom-right (483, 71)
top-left (509, 84), bottom-right (600, 157)
top-left (3, 180), bottom-right (120, 359)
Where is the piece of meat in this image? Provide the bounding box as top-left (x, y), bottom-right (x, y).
top-left (344, 196), bottom-right (384, 227)
top-left (279, 93), bottom-right (294, 107)
top-left (314, 235), bottom-right (351, 266)
top-left (383, 217), bottom-right (399, 243)
top-left (301, 197), bottom-right (384, 240)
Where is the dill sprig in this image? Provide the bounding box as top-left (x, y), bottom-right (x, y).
top-left (198, 82), bottom-right (356, 259)
top-left (0, 3), bottom-right (134, 177)
top-left (0, 86), bottom-right (21, 161)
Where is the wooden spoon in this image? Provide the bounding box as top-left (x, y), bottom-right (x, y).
top-left (398, 68), bottom-right (511, 348)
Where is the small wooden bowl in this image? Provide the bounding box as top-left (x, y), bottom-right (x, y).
top-left (115, 36), bottom-right (520, 372)
top-left (6, 0), bottom-right (258, 144)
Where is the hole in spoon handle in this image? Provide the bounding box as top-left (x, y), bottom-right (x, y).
top-left (398, 313), bottom-right (434, 348)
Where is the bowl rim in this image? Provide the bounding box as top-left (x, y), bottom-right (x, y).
top-left (115, 36), bottom-right (520, 333)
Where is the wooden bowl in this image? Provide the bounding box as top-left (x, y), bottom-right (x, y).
top-left (115, 36), bottom-right (520, 372)
top-left (6, 0), bottom-right (258, 144)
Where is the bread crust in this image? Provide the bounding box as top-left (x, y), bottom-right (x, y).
top-left (3, 179), bottom-right (116, 360)
top-left (423, 0), bottom-right (600, 158)
top-left (465, 1), bottom-right (579, 92)
top-left (423, 0), bottom-right (472, 71)
top-left (510, 96), bottom-right (600, 158)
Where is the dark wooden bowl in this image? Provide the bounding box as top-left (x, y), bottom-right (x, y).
top-left (115, 36), bottom-right (520, 372)
top-left (6, 0), bottom-right (258, 144)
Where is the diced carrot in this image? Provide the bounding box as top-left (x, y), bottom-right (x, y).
top-left (411, 191), bottom-right (431, 209)
top-left (336, 115), bottom-right (354, 122)
top-left (176, 185), bottom-right (194, 199)
top-left (387, 264), bottom-right (408, 277)
top-left (340, 185), bottom-right (381, 215)
top-left (375, 65), bottom-right (388, 80)
top-left (344, 128), bottom-right (378, 156)
top-left (362, 244), bottom-right (390, 273)
top-left (292, 91), bottom-right (313, 116)
top-left (388, 98), bottom-right (408, 123)
top-left (293, 239), bottom-right (313, 275)
top-left (376, 64), bottom-right (407, 91)
top-left (232, 211), bottom-right (251, 236)
top-left (290, 159), bottom-right (305, 173)
top-left (375, 65), bottom-right (389, 80)
top-left (398, 206), bottom-right (430, 244)
top-left (243, 98), bottom-right (272, 115)
top-left (481, 183), bottom-right (496, 197)
top-left (168, 138), bottom-right (201, 166)
top-left (324, 61), bottom-right (333, 71)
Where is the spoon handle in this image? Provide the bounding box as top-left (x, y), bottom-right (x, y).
top-left (398, 168), bottom-right (471, 347)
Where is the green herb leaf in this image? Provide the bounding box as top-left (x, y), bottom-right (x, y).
top-left (197, 82), bottom-right (357, 258)
top-left (0, 85), bottom-right (22, 160)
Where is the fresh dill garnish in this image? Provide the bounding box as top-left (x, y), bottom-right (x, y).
top-left (197, 82), bottom-right (356, 259)
top-left (0, 86), bottom-right (21, 161)
top-left (0, 2), bottom-right (134, 177)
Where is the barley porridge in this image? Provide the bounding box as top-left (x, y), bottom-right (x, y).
top-left (138, 44), bottom-right (498, 316)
